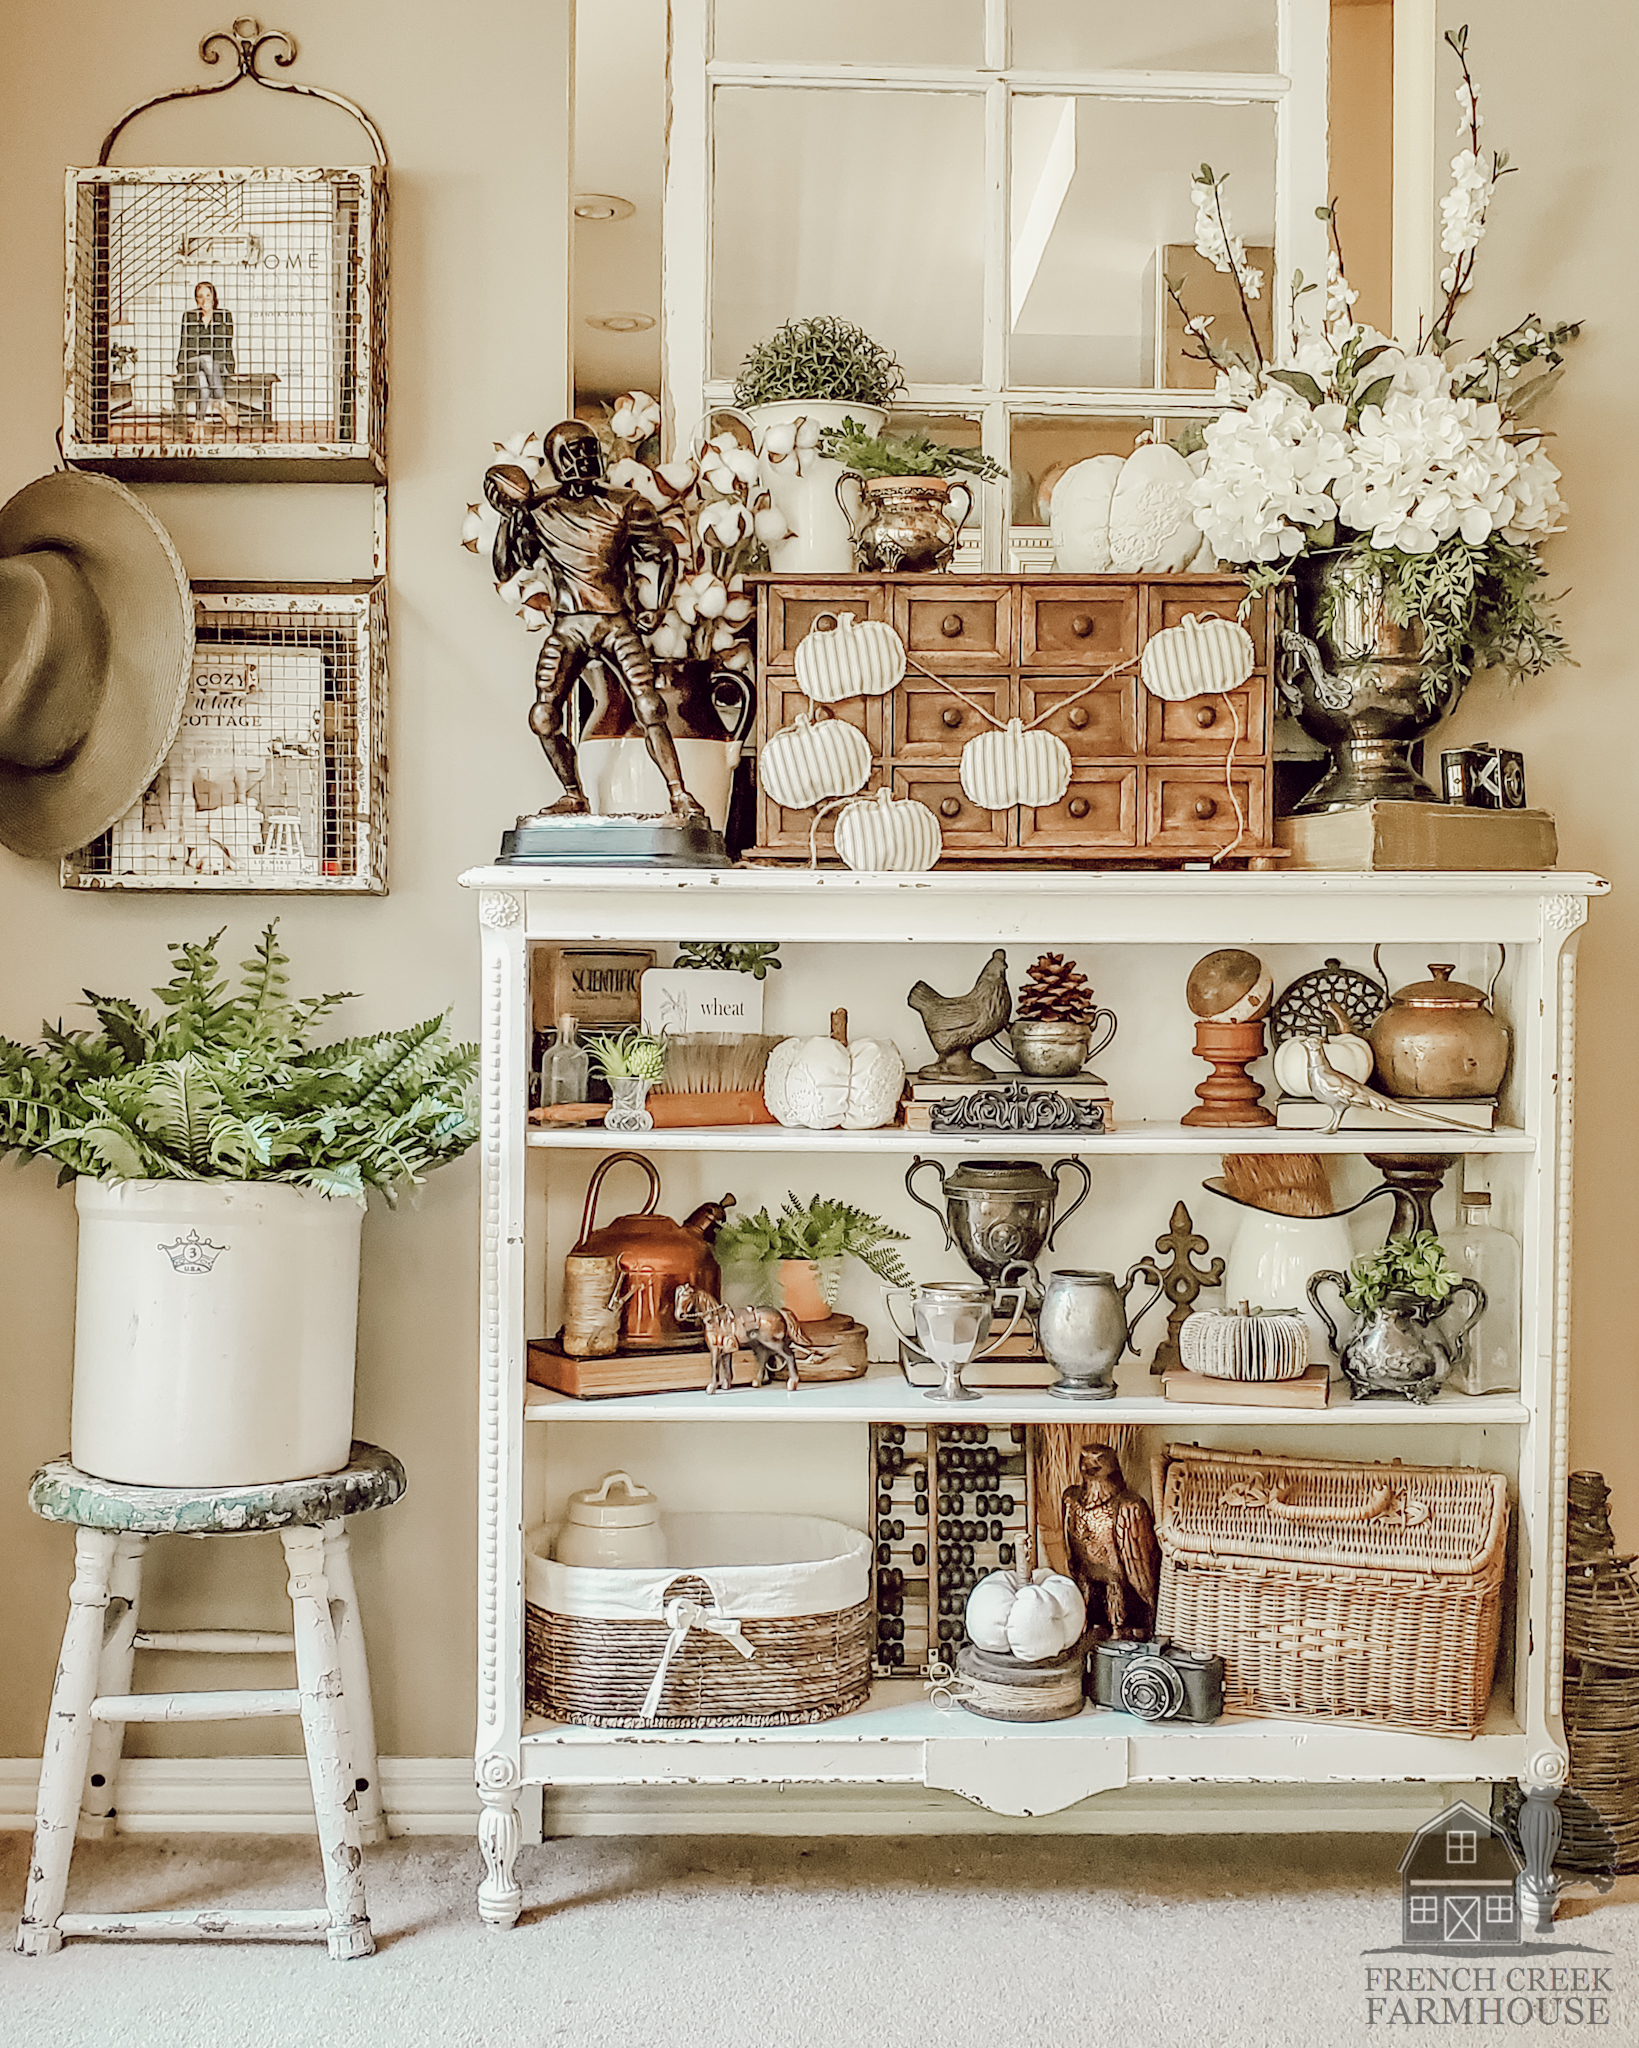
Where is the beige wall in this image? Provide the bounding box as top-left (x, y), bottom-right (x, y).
top-left (2, 2), bottom-right (1635, 1777)
top-left (0, 0), bottom-right (571, 1758)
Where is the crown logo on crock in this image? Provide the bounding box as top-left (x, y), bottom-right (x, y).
top-left (158, 1230), bottom-right (227, 1274)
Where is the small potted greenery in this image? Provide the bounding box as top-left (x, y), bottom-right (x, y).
top-left (1310, 1231), bottom-right (1485, 1403)
top-left (584, 1026), bottom-right (667, 1132)
top-left (729, 316), bottom-right (907, 574)
top-left (821, 418), bottom-right (1008, 574)
top-left (715, 1192), bottom-right (911, 1324)
top-left (0, 926), bottom-right (477, 1487)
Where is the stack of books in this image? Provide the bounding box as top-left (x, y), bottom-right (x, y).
top-left (901, 1073), bottom-right (1115, 1134)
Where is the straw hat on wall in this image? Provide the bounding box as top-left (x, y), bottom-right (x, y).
top-left (0, 470), bottom-right (194, 860)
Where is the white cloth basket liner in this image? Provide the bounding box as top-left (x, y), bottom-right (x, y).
top-left (526, 1513), bottom-right (871, 1621)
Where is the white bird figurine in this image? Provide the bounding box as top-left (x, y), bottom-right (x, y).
top-left (1293, 1033), bottom-right (1475, 1134)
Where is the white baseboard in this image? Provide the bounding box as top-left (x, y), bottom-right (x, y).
top-left (0, 1757), bottom-right (1459, 1838)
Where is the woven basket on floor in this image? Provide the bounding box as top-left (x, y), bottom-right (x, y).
top-left (1559, 1471), bottom-right (1639, 1872)
top-left (525, 1513), bottom-right (872, 1729)
top-left (1153, 1446), bottom-right (1509, 1737)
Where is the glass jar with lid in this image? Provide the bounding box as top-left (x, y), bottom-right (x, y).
top-left (1441, 1190), bottom-right (1520, 1395)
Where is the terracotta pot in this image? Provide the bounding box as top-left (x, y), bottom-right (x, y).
top-left (778, 1257), bottom-right (832, 1323)
top-left (1368, 963), bottom-right (1510, 1099)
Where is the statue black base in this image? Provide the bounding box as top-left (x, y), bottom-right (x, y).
top-left (497, 813), bottom-right (729, 868)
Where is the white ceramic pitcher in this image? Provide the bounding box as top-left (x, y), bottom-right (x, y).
top-left (728, 401), bottom-right (887, 575)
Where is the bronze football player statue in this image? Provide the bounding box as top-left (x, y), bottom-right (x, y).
top-left (485, 420), bottom-right (705, 823)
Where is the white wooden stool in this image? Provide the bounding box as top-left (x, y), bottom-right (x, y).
top-left (15, 1442), bottom-right (405, 1962)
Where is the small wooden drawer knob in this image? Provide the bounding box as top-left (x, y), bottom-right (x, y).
top-left (939, 797), bottom-right (962, 819)
top-left (1067, 705), bottom-right (1090, 730)
top-left (1193, 796), bottom-right (1218, 820)
top-left (1067, 796), bottom-right (1091, 819)
top-left (940, 613), bottom-right (965, 638)
top-left (1070, 613), bottom-right (1094, 638)
top-left (1194, 704), bottom-right (1217, 728)
top-left (941, 707), bottom-right (964, 728)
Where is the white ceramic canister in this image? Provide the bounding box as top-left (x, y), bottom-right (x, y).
top-left (739, 400), bottom-right (888, 575)
top-left (552, 1471), bottom-right (667, 1569)
top-left (71, 1178), bottom-right (363, 1488)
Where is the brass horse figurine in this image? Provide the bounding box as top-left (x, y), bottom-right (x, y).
top-left (674, 1284), bottom-right (821, 1394)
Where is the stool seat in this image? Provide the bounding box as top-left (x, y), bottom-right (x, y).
top-left (28, 1442), bottom-right (405, 1535)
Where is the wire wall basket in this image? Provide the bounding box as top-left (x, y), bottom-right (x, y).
top-left (62, 583), bottom-right (387, 894)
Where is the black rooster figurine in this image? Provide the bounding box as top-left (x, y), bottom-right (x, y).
top-left (907, 948), bottom-right (1011, 1082)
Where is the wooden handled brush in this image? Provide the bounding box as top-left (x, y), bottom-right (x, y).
top-left (1217, 1153), bottom-right (1336, 1218)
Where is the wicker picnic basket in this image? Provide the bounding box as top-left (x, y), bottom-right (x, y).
top-left (525, 1513), bottom-right (873, 1728)
top-left (1153, 1446), bottom-right (1510, 1737)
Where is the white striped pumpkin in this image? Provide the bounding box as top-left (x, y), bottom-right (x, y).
top-left (794, 612), bottom-right (906, 703)
top-left (833, 788), bottom-right (942, 872)
top-left (1140, 613), bottom-right (1256, 702)
top-left (958, 719), bottom-right (1072, 811)
top-left (758, 712), bottom-right (872, 811)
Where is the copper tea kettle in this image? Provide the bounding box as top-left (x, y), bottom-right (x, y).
top-left (571, 1152), bottom-right (734, 1351)
top-left (1368, 946), bottom-right (1510, 1100)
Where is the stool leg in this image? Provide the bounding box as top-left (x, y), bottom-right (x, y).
top-left (16, 1528), bottom-right (118, 1956)
top-left (321, 1518), bottom-right (386, 1846)
top-left (79, 1533), bottom-right (147, 1840)
top-left (281, 1525), bottom-right (373, 1961)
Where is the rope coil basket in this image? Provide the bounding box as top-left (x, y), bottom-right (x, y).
top-left (1153, 1446), bottom-right (1509, 1737)
top-left (525, 1513), bottom-right (872, 1728)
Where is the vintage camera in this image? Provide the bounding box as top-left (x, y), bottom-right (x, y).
top-left (1441, 743), bottom-right (1527, 809)
top-left (1091, 1637), bottom-right (1225, 1723)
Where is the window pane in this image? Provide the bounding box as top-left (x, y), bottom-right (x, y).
top-left (711, 89), bottom-right (986, 387)
top-left (1010, 0), bottom-right (1277, 72)
top-left (1009, 96), bottom-right (1276, 389)
top-left (712, 0), bottom-right (984, 67)
top-left (1009, 416), bottom-right (1153, 527)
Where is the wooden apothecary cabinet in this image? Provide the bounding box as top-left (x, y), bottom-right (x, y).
top-left (748, 574), bottom-right (1278, 867)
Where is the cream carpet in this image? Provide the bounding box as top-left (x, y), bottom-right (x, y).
top-left (3, 1831), bottom-right (1636, 2048)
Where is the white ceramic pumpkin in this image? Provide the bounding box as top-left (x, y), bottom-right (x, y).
top-left (1050, 444), bottom-right (1200, 575)
top-left (958, 719), bottom-right (1072, 811)
top-left (1273, 1029), bottom-right (1374, 1098)
top-left (758, 712), bottom-right (873, 811)
top-left (965, 1563), bottom-right (1087, 1665)
top-left (794, 612), bottom-right (907, 703)
top-left (1140, 613), bottom-right (1256, 702)
top-left (833, 787), bottom-right (942, 872)
top-left (763, 1033), bottom-right (906, 1130)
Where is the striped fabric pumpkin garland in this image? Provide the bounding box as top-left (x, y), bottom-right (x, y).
top-left (759, 712), bottom-right (873, 811)
top-left (793, 612), bottom-right (907, 703)
top-left (958, 718), bottom-right (1072, 811)
top-left (832, 787), bottom-right (942, 872)
top-left (1139, 613), bottom-right (1256, 701)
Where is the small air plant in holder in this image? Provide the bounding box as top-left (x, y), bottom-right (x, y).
top-left (584, 1028), bottom-right (666, 1133)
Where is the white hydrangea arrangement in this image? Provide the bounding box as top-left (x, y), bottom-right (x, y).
top-left (461, 391), bottom-right (786, 673)
top-left (1175, 27), bottom-right (1577, 694)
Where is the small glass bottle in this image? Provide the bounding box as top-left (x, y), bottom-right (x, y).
top-left (540, 1013), bottom-right (590, 1106)
top-left (1442, 1190), bottom-right (1521, 1395)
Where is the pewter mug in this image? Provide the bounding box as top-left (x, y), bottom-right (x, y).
top-left (904, 1156), bottom-right (1091, 1288)
top-left (1307, 1273), bottom-right (1485, 1403)
top-left (883, 1279), bottom-right (1027, 1403)
top-left (1038, 1265), bottom-right (1164, 1401)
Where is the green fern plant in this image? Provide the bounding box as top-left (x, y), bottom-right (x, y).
top-left (0, 926), bottom-right (478, 1201)
top-left (716, 1194), bottom-right (911, 1304)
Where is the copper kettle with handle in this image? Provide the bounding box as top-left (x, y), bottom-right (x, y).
top-left (571, 1152), bottom-right (734, 1351)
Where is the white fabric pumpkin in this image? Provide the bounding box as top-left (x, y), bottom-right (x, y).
top-left (959, 719), bottom-right (1072, 811)
top-left (833, 788), bottom-right (942, 872)
top-left (764, 1034), bottom-right (906, 1130)
top-left (794, 612), bottom-right (906, 703)
top-left (1273, 1030), bottom-right (1373, 1098)
top-left (965, 1564), bottom-right (1087, 1665)
top-left (1051, 445), bottom-right (1200, 575)
top-left (759, 713), bottom-right (872, 811)
top-left (1140, 613), bottom-right (1256, 702)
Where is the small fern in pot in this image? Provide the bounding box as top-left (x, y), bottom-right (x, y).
top-left (0, 926), bottom-right (478, 1489)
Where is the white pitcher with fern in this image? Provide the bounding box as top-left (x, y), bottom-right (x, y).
top-left (0, 926), bottom-right (478, 1488)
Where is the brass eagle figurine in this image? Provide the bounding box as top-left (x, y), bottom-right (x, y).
top-left (1061, 1443), bottom-right (1160, 1641)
